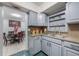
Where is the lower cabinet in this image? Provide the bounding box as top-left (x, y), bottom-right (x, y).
top-left (29, 36), bottom-right (79, 56)
top-left (42, 39), bottom-right (49, 55)
top-left (64, 47), bottom-right (79, 56)
top-left (41, 37), bottom-right (62, 56)
top-left (28, 36), bottom-right (35, 55)
top-left (41, 39), bottom-right (51, 56)
top-left (29, 36), bottom-right (41, 55)
top-left (51, 43), bottom-right (62, 56)
top-left (33, 36), bottom-right (41, 54)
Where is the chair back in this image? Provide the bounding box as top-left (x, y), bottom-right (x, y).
top-left (3, 33), bottom-right (7, 41)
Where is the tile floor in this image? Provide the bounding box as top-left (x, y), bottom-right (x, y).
top-left (34, 51), bottom-right (47, 56)
top-left (3, 39), bottom-right (47, 56)
top-left (3, 40), bottom-right (26, 56)
top-left (12, 50), bottom-right (47, 56)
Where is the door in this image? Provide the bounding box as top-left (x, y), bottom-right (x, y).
top-left (64, 47), bottom-right (79, 56)
top-left (33, 36), bottom-right (41, 54)
top-left (51, 43), bottom-right (61, 56)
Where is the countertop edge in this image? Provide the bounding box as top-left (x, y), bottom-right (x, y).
top-left (42, 35), bottom-right (79, 44)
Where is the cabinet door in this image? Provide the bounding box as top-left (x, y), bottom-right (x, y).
top-left (28, 37), bottom-right (35, 55)
top-left (41, 39), bottom-right (47, 54)
top-left (29, 11), bottom-right (37, 25)
top-left (46, 41), bottom-right (51, 56)
top-left (66, 3), bottom-right (79, 22)
top-left (42, 14), bottom-right (47, 26)
top-left (33, 37), bottom-right (41, 54)
top-left (64, 47), bottom-right (79, 56)
top-left (37, 13), bottom-right (43, 26)
top-left (37, 13), bottom-right (47, 26)
top-left (41, 39), bottom-right (51, 56)
top-left (51, 43), bottom-right (61, 56)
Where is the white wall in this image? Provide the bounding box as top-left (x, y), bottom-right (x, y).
top-left (0, 7), bottom-right (3, 56)
top-left (24, 14), bottom-right (28, 50)
top-left (3, 20), bottom-right (26, 34)
top-left (3, 19), bottom-right (9, 34)
top-left (2, 6), bottom-right (29, 55)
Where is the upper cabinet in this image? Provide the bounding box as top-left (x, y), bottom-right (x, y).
top-left (28, 11), bottom-right (48, 26)
top-left (28, 11), bottom-right (38, 26)
top-left (37, 13), bottom-right (48, 26)
top-left (66, 2), bottom-right (79, 24)
top-left (48, 10), bottom-right (68, 32)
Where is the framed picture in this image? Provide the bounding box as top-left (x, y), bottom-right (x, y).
top-left (9, 20), bottom-right (21, 27)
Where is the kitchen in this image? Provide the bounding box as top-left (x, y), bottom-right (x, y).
top-left (0, 2), bottom-right (79, 56)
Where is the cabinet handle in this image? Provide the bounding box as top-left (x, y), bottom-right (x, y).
top-left (49, 43), bottom-right (51, 47)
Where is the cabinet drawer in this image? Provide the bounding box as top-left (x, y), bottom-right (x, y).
top-left (51, 38), bottom-right (62, 45)
top-left (64, 41), bottom-right (79, 47)
top-left (42, 36), bottom-right (62, 45)
top-left (64, 47), bottom-right (79, 56)
top-left (64, 41), bottom-right (79, 51)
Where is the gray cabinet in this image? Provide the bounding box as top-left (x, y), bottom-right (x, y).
top-left (33, 36), bottom-right (41, 54)
top-left (51, 43), bottom-right (61, 56)
top-left (28, 11), bottom-right (48, 26)
top-left (64, 47), bottom-right (79, 56)
top-left (48, 10), bottom-right (67, 32)
top-left (41, 39), bottom-right (51, 56)
top-left (29, 11), bottom-right (37, 26)
top-left (41, 36), bottom-right (62, 56)
top-left (41, 39), bottom-right (47, 54)
top-left (37, 13), bottom-right (48, 26)
top-left (63, 41), bottom-right (79, 56)
top-left (66, 2), bottom-right (79, 23)
top-left (28, 36), bottom-right (41, 55)
top-left (28, 36), bottom-right (35, 55)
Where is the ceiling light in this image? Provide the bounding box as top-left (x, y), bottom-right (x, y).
top-left (11, 13), bottom-right (22, 18)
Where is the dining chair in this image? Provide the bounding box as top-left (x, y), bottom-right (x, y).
top-left (18, 31), bottom-right (25, 42)
top-left (3, 33), bottom-right (12, 45)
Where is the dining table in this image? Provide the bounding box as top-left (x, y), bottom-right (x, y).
top-left (7, 33), bottom-right (20, 43)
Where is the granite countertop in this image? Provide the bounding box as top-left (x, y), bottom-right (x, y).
top-left (29, 34), bottom-right (79, 44)
top-left (43, 34), bottom-right (79, 44)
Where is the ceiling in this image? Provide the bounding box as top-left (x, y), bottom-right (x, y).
top-left (33, 2), bottom-right (44, 6)
top-left (43, 2), bottom-right (66, 15)
top-left (0, 2), bottom-right (66, 16)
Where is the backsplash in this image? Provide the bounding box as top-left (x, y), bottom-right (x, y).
top-left (68, 24), bottom-right (79, 39)
top-left (28, 27), bottom-right (47, 35)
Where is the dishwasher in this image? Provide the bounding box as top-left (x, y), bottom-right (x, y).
top-left (63, 41), bottom-right (79, 56)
